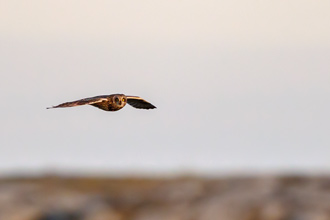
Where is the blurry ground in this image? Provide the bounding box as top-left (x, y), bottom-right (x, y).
top-left (0, 175), bottom-right (330, 220)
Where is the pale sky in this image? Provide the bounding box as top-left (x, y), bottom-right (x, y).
top-left (0, 0), bottom-right (329, 176)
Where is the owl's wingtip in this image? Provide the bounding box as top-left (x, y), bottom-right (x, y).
top-left (146, 104), bottom-right (156, 109)
top-left (145, 106), bottom-right (156, 110)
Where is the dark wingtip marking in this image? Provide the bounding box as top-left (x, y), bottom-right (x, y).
top-left (143, 105), bottom-right (156, 110)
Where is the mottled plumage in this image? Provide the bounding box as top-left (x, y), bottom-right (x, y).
top-left (47, 94), bottom-right (156, 111)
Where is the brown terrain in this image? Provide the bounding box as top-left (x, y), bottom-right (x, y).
top-left (0, 175), bottom-right (330, 220)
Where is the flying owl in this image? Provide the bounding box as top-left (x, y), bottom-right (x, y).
top-left (47, 94), bottom-right (156, 111)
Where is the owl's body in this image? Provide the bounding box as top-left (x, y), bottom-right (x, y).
top-left (89, 94), bottom-right (126, 111)
top-left (47, 94), bottom-right (156, 112)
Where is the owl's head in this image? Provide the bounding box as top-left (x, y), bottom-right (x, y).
top-left (112, 94), bottom-right (127, 108)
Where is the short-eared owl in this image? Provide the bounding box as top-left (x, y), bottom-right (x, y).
top-left (47, 94), bottom-right (156, 111)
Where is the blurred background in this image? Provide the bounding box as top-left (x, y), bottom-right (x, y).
top-left (0, 0), bottom-right (329, 219)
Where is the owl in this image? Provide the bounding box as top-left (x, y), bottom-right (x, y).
top-left (47, 94), bottom-right (156, 111)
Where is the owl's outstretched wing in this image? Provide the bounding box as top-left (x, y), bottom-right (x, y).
top-left (126, 96), bottom-right (156, 109)
top-left (47, 95), bottom-right (109, 109)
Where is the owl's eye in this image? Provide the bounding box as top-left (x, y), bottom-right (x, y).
top-left (122, 98), bottom-right (125, 102)
top-left (114, 97), bottom-right (119, 104)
